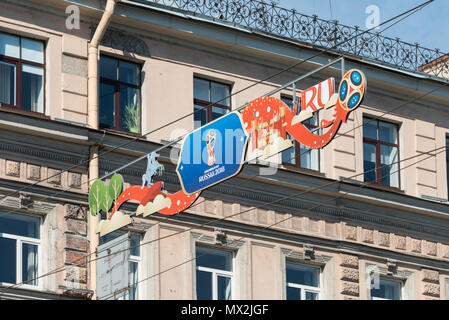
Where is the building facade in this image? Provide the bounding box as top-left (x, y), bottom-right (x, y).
top-left (1, 0), bottom-right (449, 300)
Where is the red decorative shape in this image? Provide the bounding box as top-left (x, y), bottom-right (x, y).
top-left (109, 181), bottom-right (200, 219)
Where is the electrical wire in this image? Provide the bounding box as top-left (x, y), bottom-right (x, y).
top-left (99, 143), bottom-right (449, 300)
top-left (0, 0), bottom-right (438, 295)
top-left (0, 0), bottom-right (434, 204)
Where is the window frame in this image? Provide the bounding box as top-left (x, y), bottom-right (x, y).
top-left (281, 95), bottom-right (320, 172)
top-left (0, 214), bottom-right (41, 288)
top-left (195, 245), bottom-right (235, 300)
top-left (193, 77), bottom-right (232, 127)
top-left (0, 32), bottom-right (46, 114)
top-left (363, 117), bottom-right (401, 189)
top-left (285, 261), bottom-right (322, 300)
top-left (99, 55), bottom-right (142, 134)
top-left (369, 277), bottom-right (403, 300)
top-left (446, 137), bottom-right (449, 199)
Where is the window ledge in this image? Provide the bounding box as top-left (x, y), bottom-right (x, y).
top-left (281, 164), bottom-right (325, 178)
top-left (0, 105), bottom-right (50, 120)
top-left (100, 127), bottom-right (144, 140)
top-left (358, 181), bottom-right (404, 194)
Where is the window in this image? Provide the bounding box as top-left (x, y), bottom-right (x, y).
top-left (99, 56), bottom-right (141, 133)
top-left (99, 231), bottom-right (141, 300)
top-left (370, 278), bottom-right (402, 300)
top-left (193, 78), bottom-right (231, 129)
top-left (286, 262), bottom-right (320, 300)
top-left (446, 137), bottom-right (449, 199)
top-left (281, 96), bottom-right (319, 171)
top-left (196, 246), bottom-right (233, 300)
top-left (363, 118), bottom-right (399, 188)
top-left (0, 32), bottom-right (45, 113)
top-left (0, 212), bottom-right (40, 286)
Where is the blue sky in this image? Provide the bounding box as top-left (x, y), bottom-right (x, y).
top-left (275, 0), bottom-right (449, 53)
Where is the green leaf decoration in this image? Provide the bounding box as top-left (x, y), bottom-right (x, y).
top-left (100, 187), bottom-right (113, 214)
top-left (109, 174), bottom-right (123, 202)
top-left (89, 179), bottom-right (106, 216)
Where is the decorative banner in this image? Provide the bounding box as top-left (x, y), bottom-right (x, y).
top-left (176, 111), bottom-right (249, 195)
top-left (241, 97), bottom-right (292, 161)
top-left (90, 154), bottom-right (201, 237)
top-left (89, 69), bottom-right (366, 236)
top-left (301, 77), bottom-right (335, 113)
top-left (286, 69), bottom-right (366, 149)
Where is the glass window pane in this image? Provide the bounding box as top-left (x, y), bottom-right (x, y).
top-left (371, 279), bottom-right (401, 300)
top-left (363, 118), bottom-right (378, 140)
top-left (447, 161), bottom-right (449, 200)
top-left (196, 270), bottom-right (212, 300)
top-left (0, 61), bottom-right (16, 105)
top-left (0, 33), bottom-right (19, 58)
top-left (128, 261), bottom-right (138, 300)
top-left (446, 138), bottom-right (449, 158)
top-left (99, 230), bottom-right (124, 245)
top-left (281, 96), bottom-right (293, 109)
top-left (379, 121), bottom-right (398, 144)
top-left (22, 64), bottom-right (44, 113)
top-left (286, 263), bottom-right (319, 287)
top-left (120, 86), bottom-right (140, 133)
top-left (282, 135), bottom-right (296, 165)
top-left (211, 106), bottom-right (228, 121)
top-left (300, 145), bottom-right (319, 171)
top-left (119, 61), bottom-right (140, 86)
top-left (304, 113), bottom-right (319, 127)
top-left (286, 286), bottom-right (301, 300)
top-left (380, 145), bottom-right (399, 188)
top-left (217, 275), bottom-right (231, 300)
top-left (305, 291), bottom-right (318, 300)
top-left (194, 104), bottom-right (207, 129)
top-left (0, 237), bottom-right (16, 284)
top-left (363, 142), bottom-right (377, 183)
top-left (130, 234), bottom-right (140, 257)
top-left (196, 246), bottom-right (232, 271)
top-left (211, 82), bottom-right (230, 106)
top-left (100, 56), bottom-right (118, 80)
top-left (99, 82), bottom-right (116, 127)
top-left (0, 212), bottom-right (39, 238)
top-left (194, 78), bottom-right (209, 101)
top-left (21, 38), bottom-right (44, 64)
top-left (22, 243), bottom-right (38, 286)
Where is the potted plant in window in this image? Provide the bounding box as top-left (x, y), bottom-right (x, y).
top-left (123, 102), bottom-right (140, 134)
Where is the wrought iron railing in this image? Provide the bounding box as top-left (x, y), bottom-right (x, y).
top-left (140, 0), bottom-right (449, 79)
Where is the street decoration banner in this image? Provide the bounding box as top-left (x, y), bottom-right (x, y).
top-left (89, 69), bottom-right (366, 236)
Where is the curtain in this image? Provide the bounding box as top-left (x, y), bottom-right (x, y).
top-left (0, 61), bottom-right (15, 105)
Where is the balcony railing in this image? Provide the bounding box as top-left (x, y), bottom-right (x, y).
top-left (140, 0), bottom-right (449, 78)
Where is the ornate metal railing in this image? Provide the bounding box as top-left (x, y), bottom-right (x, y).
top-left (140, 0), bottom-right (449, 78)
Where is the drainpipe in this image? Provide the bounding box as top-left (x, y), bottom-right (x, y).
top-left (87, 0), bottom-right (119, 300)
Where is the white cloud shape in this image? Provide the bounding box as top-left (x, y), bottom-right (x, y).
top-left (97, 211), bottom-right (132, 237)
top-left (136, 195), bottom-right (172, 218)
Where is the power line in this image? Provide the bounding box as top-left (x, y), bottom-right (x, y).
top-left (99, 143), bottom-right (449, 300)
top-left (3, 138), bottom-right (446, 296)
top-left (0, 0), bottom-right (434, 204)
top-left (0, 0), bottom-right (437, 293)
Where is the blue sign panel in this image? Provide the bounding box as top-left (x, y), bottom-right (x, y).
top-left (176, 111), bottom-right (249, 195)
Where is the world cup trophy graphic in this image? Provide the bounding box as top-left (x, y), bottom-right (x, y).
top-left (206, 129), bottom-right (216, 166)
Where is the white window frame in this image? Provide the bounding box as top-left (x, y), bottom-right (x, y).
top-left (370, 277), bottom-right (403, 300)
top-left (0, 216), bottom-right (41, 288)
top-left (286, 262), bottom-right (322, 300)
top-left (195, 247), bottom-right (234, 300)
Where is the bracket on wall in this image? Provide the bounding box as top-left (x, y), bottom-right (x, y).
top-left (387, 259), bottom-right (398, 275)
top-left (304, 245), bottom-right (315, 261)
top-left (214, 228), bottom-right (227, 245)
top-left (19, 192), bottom-right (33, 209)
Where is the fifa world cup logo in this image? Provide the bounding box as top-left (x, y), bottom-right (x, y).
top-left (206, 129), bottom-right (216, 166)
